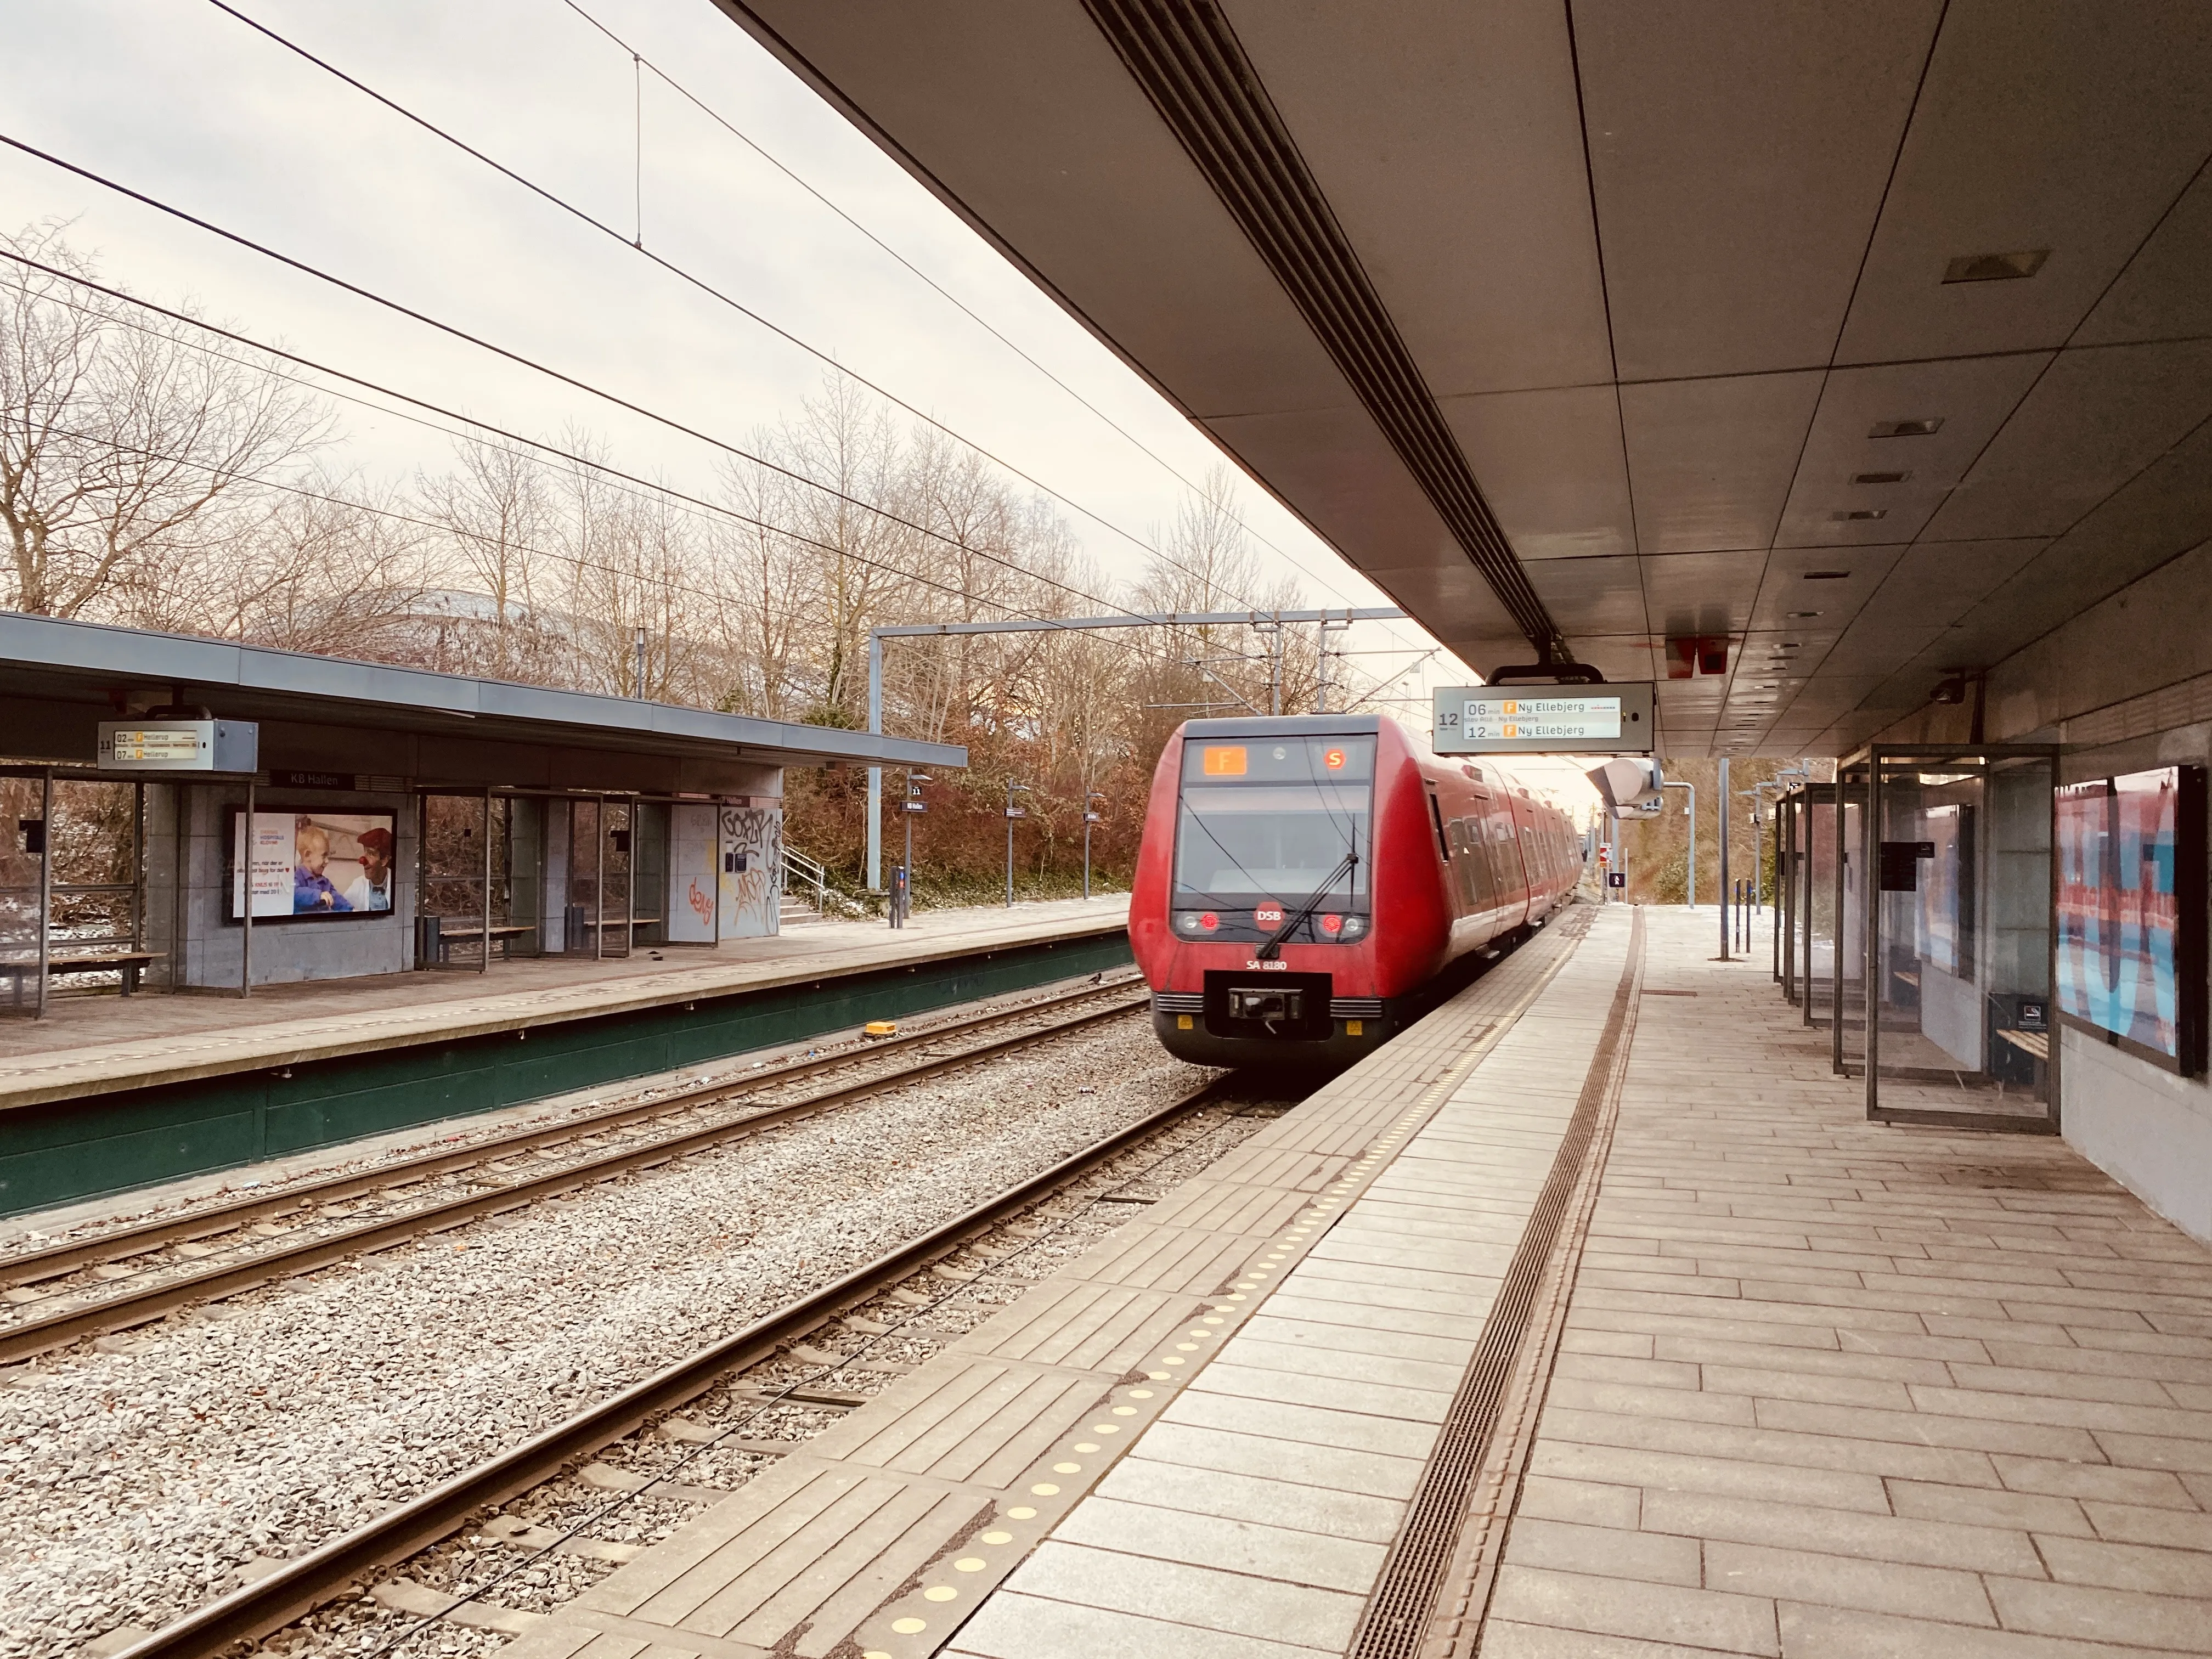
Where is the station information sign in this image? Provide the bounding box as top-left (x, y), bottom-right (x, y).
top-left (1431, 684), bottom-right (1654, 755)
top-left (97, 720), bottom-right (259, 772)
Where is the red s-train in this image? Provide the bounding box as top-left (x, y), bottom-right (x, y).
top-left (1131, 714), bottom-right (1583, 1066)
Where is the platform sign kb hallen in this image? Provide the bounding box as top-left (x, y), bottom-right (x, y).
top-left (1430, 684), bottom-right (1655, 756)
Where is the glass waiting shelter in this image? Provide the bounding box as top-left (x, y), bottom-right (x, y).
top-left (1831, 746), bottom-right (2059, 1132)
top-left (1775, 782), bottom-right (1842, 1025)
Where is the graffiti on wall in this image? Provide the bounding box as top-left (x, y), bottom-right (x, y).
top-left (719, 806), bottom-right (782, 937)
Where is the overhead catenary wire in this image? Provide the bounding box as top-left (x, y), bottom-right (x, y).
top-left (200, 0), bottom-right (1273, 616)
top-left (2, 269), bottom-right (1128, 644)
top-left (0, 250), bottom-right (1192, 675)
top-left (0, 130), bottom-right (1185, 633)
top-left (0, 258), bottom-right (1370, 706)
top-left (554, 0), bottom-right (1387, 618)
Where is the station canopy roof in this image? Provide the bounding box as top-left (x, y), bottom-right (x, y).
top-left (720, 2), bottom-right (2212, 757)
top-left (0, 612), bottom-right (963, 788)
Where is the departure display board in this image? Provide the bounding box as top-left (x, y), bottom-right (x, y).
top-left (97, 720), bottom-right (259, 772)
top-left (1432, 684), bottom-right (1654, 755)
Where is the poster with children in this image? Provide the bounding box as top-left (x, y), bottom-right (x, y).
top-left (230, 809), bottom-right (398, 921)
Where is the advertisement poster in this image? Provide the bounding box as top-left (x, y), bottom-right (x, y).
top-left (230, 809), bottom-right (399, 921)
top-left (2056, 767), bottom-right (2201, 1065)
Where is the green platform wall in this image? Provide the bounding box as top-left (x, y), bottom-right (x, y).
top-left (0, 930), bottom-right (1132, 1218)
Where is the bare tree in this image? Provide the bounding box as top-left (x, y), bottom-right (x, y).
top-left (0, 223), bottom-right (330, 620)
top-left (120, 471), bottom-right (431, 658)
top-left (419, 432), bottom-right (554, 680)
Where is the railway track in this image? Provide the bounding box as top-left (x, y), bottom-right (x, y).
top-left (0, 974), bottom-right (1152, 1365)
top-left (109, 1070), bottom-right (1258, 1659)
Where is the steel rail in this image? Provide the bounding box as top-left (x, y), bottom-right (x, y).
top-left (111, 1073), bottom-right (1227, 1659)
top-left (0, 972), bottom-right (1144, 1288)
top-left (0, 991), bottom-right (1149, 1363)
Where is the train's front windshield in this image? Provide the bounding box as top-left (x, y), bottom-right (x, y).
top-left (1173, 736), bottom-right (1374, 910)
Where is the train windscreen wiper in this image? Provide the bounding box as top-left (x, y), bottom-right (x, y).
top-left (1255, 851), bottom-right (1357, 961)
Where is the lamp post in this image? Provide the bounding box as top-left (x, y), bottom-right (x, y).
top-left (893, 771), bottom-right (929, 928)
top-left (1718, 757), bottom-right (1731, 960)
top-left (1005, 780), bottom-right (1032, 907)
top-left (1661, 778), bottom-right (1697, 910)
top-left (1083, 792), bottom-right (1107, 900)
top-left (1743, 768), bottom-right (1809, 913)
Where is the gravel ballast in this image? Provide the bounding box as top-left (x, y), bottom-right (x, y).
top-left (0, 1018), bottom-right (1211, 1659)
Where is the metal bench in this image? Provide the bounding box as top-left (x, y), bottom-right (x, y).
top-left (2, 950), bottom-right (166, 1001)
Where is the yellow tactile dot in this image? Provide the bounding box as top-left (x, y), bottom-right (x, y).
top-left (1074, 1442), bottom-right (1099, 1452)
top-left (983, 1530), bottom-right (1014, 1544)
top-left (1187, 1329), bottom-right (1212, 1338)
top-left (1128, 1389), bottom-right (1155, 1399)
top-left (1225, 1294), bottom-right (1247, 1302)
top-left (1031, 1483), bottom-right (1060, 1496)
top-left (954, 1558), bottom-right (988, 1572)
top-left (1202, 1317), bottom-right (1224, 1325)
top-left (1008, 1506), bottom-right (1037, 1520)
top-left (923, 1586), bottom-right (958, 1602)
top-left (1147, 1369), bottom-right (1170, 1380)
top-left (1176, 1342), bottom-right (1200, 1351)
top-left (1160, 1355), bottom-right (1186, 1365)
top-left (1053, 1461), bottom-right (1082, 1474)
top-left (865, 1651), bottom-right (892, 1659)
top-left (1093, 1424), bottom-right (1120, 1434)
top-left (891, 1619), bottom-right (926, 1635)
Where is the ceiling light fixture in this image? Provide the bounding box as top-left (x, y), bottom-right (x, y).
top-left (1831, 510), bottom-right (1887, 521)
top-left (1942, 249), bottom-right (2049, 284)
top-left (1869, 418), bottom-right (1943, 438)
top-left (1786, 611), bottom-right (1821, 618)
top-left (1804, 571), bottom-right (1852, 580)
top-left (1853, 471), bottom-right (1911, 485)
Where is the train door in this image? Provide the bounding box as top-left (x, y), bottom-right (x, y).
top-left (1486, 799), bottom-right (1525, 923)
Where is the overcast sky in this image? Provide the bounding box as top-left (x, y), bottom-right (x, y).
top-left (2, 0), bottom-right (1599, 808)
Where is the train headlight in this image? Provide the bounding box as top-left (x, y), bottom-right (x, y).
top-left (1320, 913), bottom-right (1343, 936)
top-left (1199, 911), bottom-right (1219, 932)
top-left (1341, 915), bottom-right (1366, 937)
top-left (1177, 911), bottom-right (1219, 933)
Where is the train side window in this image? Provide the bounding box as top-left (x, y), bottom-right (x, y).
top-left (1462, 821), bottom-right (1495, 906)
top-left (1426, 792), bottom-right (1451, 861)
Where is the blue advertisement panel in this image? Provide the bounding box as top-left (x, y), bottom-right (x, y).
top-left (2056, 766), bottom-right (2206, 1073)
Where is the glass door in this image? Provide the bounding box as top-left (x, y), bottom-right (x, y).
top-left (1829, 768), bottom-right (1867, 1071)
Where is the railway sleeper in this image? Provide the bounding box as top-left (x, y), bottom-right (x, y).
top-left (788, 1344), bottom-right (909, 1374)
top-left (479, 1515), bottom-right (640, 1563)
top-left (370, 1577), bottom-right (541, 1635)
top-left (577, 1462), bottom-right (736, 1505)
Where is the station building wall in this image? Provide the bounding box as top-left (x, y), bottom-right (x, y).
top-left (145, 783), bottom-right (418, 989)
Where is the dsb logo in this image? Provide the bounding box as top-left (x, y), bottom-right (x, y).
top-left (1254, 906), bottom-right (1284, 925)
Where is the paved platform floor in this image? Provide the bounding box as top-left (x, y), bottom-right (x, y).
top-left (488, 909), bottom-right (1599, 1659)
top-left (955, 904), bottom-right (2212, 1657)
top-left (1480, 907), bottom-right (2212, 1658)
top-left (370, 901), bottom-right (2212, 1659)
top-left (948, 909), bottom-right (1630, 1657)
top-left (0, 897), bottom-right (1126, 1110)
